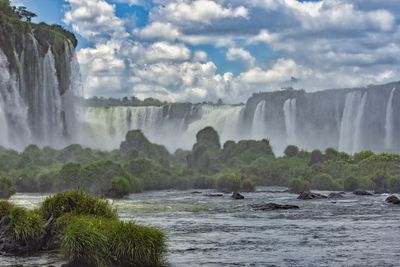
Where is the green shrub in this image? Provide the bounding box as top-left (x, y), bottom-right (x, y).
top-left (61, 216), bottom-right (111, 267)
top-left (61, 216), bottom-right (166, 267)
top-left (8, 206), bottom-right (44, 243)
top-left (216, 172), bottom-right (242, 192)
top-left (241, 178), bottom-right (255, 192)
top-left (0, 200), bottom-right (12, 219)
top-left (288, 178), bottom-right (310, 193)
top-left (108, 176), bottom-right (131, 198)
top-left (284, 145), bottom-right (299, 157)
top-left (388, 176), bottom-right (400, 193)
top-left (41, 190), bottom-right (116, 220)
top-left (193, 175), bottom-right (216, 189)
top-left (110, 221), bottom-right (166, 267)
top-left (310, 173), bottom-right (339, 190)
top-left (343, 176), bottom-right (359, 191)
top-left (0, 175), bottom-right (16, 199)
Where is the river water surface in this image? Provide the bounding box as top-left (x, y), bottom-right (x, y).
top-left (1, 188), bottom-right (400, 267)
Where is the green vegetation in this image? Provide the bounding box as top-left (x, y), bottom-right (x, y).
top-left (2, 126), bottom-right (400, 198)
top-left (0, 175), bottom-right (15, 198)
top-left (0, 191), bottom-right (166, 266)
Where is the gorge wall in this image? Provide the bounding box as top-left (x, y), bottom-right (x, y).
top-left (84, 81), bottom-right (400, 154)
top-left (0, 14), bottom-right (81, 150)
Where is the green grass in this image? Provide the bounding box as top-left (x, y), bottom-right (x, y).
top-left (61, 216), bottom-right (167, 267)
top-left (41, 190), bottom-right (117, 220)
top-left (7, 206), bottom-right (44, 243)
top-left (0, 200), bottom-right (12, 219)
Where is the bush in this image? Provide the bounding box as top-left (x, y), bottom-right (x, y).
top-left (216, 172), bottom-right (242, 192)
top-left (61, 216), bottom-right (111, 267)
top-left (192, 175), bottom-right (216, 189)
top-left (41, 190), bottom-right (116, 220)
top-left (0, 200), bottom-right (12, 219)
top-left (110, 221), bottom-right (166, 267)
top-left (309, 150), bottom-right (324, 166)
top-left (0, 175), bottom-right (16, 199)
top-left (284, 145), bottom-right (299, 157)
top-left (388, 176), bottom-right (400, 193)
top-left (108, 176), bottom-right (131, 198)
top-left (61, 216), bottom-right (166, 267)
top-left (310, 173), bottom-right (339, 190)
top-left (343, 177), bottom-right (359, 191)
top-left (288, 178), bottom-right (310, 193)
top-left (241, 178), bottom-right (255, 192)
top-left (8, 206), bottom-right (44, 244)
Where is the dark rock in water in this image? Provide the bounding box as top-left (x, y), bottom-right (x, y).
top-left (204, 193), bottom-right (223, 197)
top-left (353, 190), bottom-right (373, 196)
top-left (191, 191), bottom-right (202, 194)
top-left (386, 195), bottom-right (400, 204)
top-left (232, 192), bottom-right (245, 199)
top-left (374, 188), bottom-right (389, 194)
top-left (327, 192), bottom-right (344, 199)
top-left (251, 203), bottom-right (299, 211)
top-left (297, 191), bottom-right (327, 200)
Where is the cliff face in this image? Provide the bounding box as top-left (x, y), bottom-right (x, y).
top-left (0, 7), bottom-right (80, 150)
top-left (83, 81), bottom-right (400, 154)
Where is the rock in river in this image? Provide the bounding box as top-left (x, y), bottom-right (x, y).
top-left (232, 192), bottom-right (245, 199)
top-left (386, 195), bottom-right (400, 204)
top-left (251, 203), bottom-right (299, 211)
top-left (297, 191), bottom-right (327, 200)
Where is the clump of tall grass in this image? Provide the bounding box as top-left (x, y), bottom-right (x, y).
top-left (41, 190), bottom-right (116, 220)
top-left (0, 200), bottom-right (12, 219)
top-left (61, 216), bottom-right (167, 267)
top-left (7, 206), bottom-right (44, 244)
top-left (110, 221), bottom-right (166, 267)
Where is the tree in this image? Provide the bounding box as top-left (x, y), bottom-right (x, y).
top-left (15, 6), bottom-right (36, 22)
top-left (284, 145), bottom-right (299, 157)
top-left (309, 149), bottom-right (324, 166)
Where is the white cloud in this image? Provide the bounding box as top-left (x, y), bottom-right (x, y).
top-left (145, 42), bottom-right (191, 62)
top-left (226, 48), bottom-right (255, 68)
top-left (64, 0), bottom-right (400, 103)
top-left (157, 0), bottom-right (249, 24)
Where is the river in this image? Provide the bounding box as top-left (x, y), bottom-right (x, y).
top-left (1, 188), bottom-right (400, 267)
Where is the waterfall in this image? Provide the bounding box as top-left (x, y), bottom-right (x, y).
top-left (84, 105), bottom-right (244, 151)
top-left (0, 49), bottom-right (32, 149)
top-left (0, 31), bottom-right (81, 150)
top-left (339, 91), bottom-right (367, 154)
top-left (251, 100), bottom-right (266, 139)
top-left (283, 98), bottom-right (297, 145)
top-left (384, 88), bottom-right (396, 149)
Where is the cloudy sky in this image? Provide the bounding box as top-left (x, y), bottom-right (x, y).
top-left (11, 0), bottom-right (400, 103)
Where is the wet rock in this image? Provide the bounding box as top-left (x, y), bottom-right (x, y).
top-left (61, 260), bottom-right (95, 267)
top-left (327, 192), bottom-right (344, 199)
top-left (297, 191), bottom-right (327, 200)
top-left (231, 192), bottom-right (245, 199)
top-left (386, 195), bottom-right (400, 204)
top-left (203, 193), bottom-right (223, 197)
top-left (353, 190), bottom-right (373, 196)
top-left (251, 203), bottom-right (299, 211)
top-left (191, 191), bottom-right (202, 194)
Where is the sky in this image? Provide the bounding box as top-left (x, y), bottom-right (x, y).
top-left (10, 0), bottom-right (400, 103)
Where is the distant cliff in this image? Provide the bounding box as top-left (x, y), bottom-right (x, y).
top-left (0, 1), bottom-right (81, 150)
top-left (83, 81), bottom-right (400, 154)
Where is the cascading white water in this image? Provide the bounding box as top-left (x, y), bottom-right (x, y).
top-left (0, 49), bottom-right (32, 149)
top-left (283, 98), bottom-right (297, 145)
top-left (251, 100), bottom-right (267, 139)
top-left (84, 105), bottom-right (244, 151)
top-left (339, 91), bottom-right (367, 154)
top-left (384, 88), bottom-right (396, 149)
top-left (0, 31), bottom-right (81, 150)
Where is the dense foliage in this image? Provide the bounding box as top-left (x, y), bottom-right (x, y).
top-left (1, 127), bottom-right (400, 200)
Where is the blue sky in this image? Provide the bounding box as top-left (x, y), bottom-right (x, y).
top-left (11, 0), bottom-right (400, 102)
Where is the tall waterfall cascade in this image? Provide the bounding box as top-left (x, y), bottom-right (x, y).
top-left (0, 31), bottom-right (81, 150)
top-left (385, 88), bottom-right (396, 149)
top-left (283, 99), bottom-right (297, 146)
